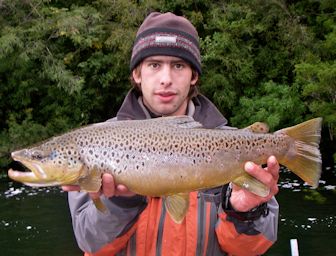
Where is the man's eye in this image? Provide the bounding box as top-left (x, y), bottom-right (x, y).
top-left (149, 63), bottom-right (159, 68)
top-left (175, 63), bottom-right (184, 69)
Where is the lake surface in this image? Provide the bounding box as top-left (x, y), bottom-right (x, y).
top-left (1, 167), bottom-right (335, 256)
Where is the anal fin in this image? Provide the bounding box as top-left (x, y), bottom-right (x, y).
top-left (164, 193), bottom-right (189, 224)
top-left (233, 173), bottom-right (270, 197)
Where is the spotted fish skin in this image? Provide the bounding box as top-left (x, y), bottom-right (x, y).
top-left (8, 116), bottom-right (322, 222)
top-left (78, 119), bottom-right (286, 196)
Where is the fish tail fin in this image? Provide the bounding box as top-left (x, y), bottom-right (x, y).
top-left (276, 118), bottom-right (322, 187)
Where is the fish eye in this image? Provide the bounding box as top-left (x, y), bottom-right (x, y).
top-left (31, 150), bottom-right (43, 160)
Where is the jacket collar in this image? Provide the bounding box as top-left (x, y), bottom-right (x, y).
top-left (116, 88), bottom-right (227, 129)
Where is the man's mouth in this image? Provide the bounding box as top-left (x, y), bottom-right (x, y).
top-left (155, 91), bottom-right (176, 102)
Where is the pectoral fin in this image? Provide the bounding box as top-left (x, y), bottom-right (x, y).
top-left (78, 166), bottom-right (102, 192)
top-left (165, 193), bottom-right (190, 224)
top-left (92, 198), bottom-right (107, 213)
top-left (78, 166), bottom-right (107, 213)
top-left (233, 173), bottom-right (270, 197)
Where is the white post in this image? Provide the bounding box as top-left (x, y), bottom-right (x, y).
top-left (290, 239), bottom-right (299, 256)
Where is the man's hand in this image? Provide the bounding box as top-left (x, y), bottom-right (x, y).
top-left (230, 156), bottom-right (280, 212)
top-left (62, 173), bottom-right (136, 199)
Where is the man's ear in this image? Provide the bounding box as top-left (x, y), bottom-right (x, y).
top-left (190, 71), bottom-right (199, 86)
top-left (132, 69), bottom-right (141, 84)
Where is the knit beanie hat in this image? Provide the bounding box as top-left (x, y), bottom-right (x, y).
top-left (130, 12), bottom-right (201, 74)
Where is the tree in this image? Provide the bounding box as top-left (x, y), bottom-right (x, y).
top-left (0, 0), bottom-right (335, 168)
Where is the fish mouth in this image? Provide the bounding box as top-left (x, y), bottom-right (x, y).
top-left (8, 169), bottom-right (62, 187)
top-left (9, 150), bottom-right (84, 187)
top-left (8, 151), bottom-right (62, 186)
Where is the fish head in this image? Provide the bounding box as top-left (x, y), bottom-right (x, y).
top-left (8, 138), bottom-right (84, 187)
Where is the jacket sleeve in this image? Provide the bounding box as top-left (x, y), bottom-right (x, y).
top-left (216, 196), bottom-right (279, 255)
top-left (68, 191), bottom-right (147, 253)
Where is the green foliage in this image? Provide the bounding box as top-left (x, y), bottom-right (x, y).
top-left (294, 61), bottom-right (336, 139)
top-left (230, 81), bottom-right (306, 130)
top-left (0, 0), bottom-right (335, 169)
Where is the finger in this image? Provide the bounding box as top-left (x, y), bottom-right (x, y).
top-left (115, 184), bottom-right (136, 197)
top-left (61, 185), bottom-right (80, 192)
top-left (270, 182), bottom-right (279, 196)
top-left (263, 157), bottom-right (280, 197)
top-left (115, 184), bottom-right (129, 193)
top-left (101, 173), bottom-right (116, 198)
top-left (266, 155), bottom-right (280, 180)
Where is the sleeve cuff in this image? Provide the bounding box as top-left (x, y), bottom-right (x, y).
top-left (222, 184), bottom-right (269, 222)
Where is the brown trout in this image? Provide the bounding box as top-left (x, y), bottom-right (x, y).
top-left (8, 116), bottom-right (322, 223)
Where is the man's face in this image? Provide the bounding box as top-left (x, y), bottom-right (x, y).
top-left (132, 56), bottom-right (198, 116)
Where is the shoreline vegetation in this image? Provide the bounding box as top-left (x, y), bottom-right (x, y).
top-left (0, 1), bottom-right (335, 173)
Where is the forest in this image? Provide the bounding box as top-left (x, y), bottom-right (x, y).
top-left (0, 0), bottom-right (335, 174)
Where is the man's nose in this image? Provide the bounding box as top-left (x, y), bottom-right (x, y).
top-left (160, 65), bottom-right (173, 86)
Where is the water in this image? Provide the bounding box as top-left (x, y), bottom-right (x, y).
top-left (0, 181), bottom-right (82, 256)
top-left (1, 168), bottom-right (335, 256)
top-left (267, 168), bottom-right (336, 256)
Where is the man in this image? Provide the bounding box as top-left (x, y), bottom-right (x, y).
top-left (63, 12), bottom-right (279, 256)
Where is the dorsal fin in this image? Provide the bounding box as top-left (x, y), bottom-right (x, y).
top-left (155, 116), bottom-right (204, 129)
top-left (243, 122), bottom-right (269, 133)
